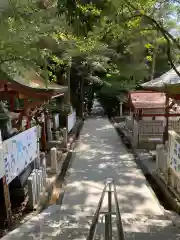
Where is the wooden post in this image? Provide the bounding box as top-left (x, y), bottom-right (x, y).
top-left (0, 129), bottom-right (12, 226)
top-left (50, 147), bottom-right (58, 174)
top-left (67, 62), bottom-right (71, 104)
top-left (24, 98), bottom-right (31, 129)
top-left (2, 176), bottom-right (12, 227)
top-left (46, 115), bottom-right (53, 141)
top-left (119, 102), bottom-right (123, 116)
top-left (9, 94), bottom-right (15, 112)
top-left (63, 127), bottom-right (68, 148)
top-left (139, 109), bottom-right (143, 120)
top-left (41, 113), bottom-right (47, 151)
top-left (163, 93), bottom-right (169, 144)
top-left (80, 78), bottom-right (84, 118)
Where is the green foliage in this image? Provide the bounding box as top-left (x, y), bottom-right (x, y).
top-left (0, 0), bottom-right (69, 80)
top-left (57, 0), bottom-right (105, 36)
top-left (1, 0), bottom-right (180, 116)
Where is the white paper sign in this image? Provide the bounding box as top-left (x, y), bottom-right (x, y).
top-left (68, 111), bottom-right (76, 132)
top-left (0, 130), bottom-right (5, 179)
top-left (0, 149), bottom-right (5, 180)
top-left (3, 127), bottom-right (38, 184)
top-left (53, 114), bottom-right (59, 129)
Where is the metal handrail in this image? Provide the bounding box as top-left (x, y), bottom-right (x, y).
top-left (87, 178), bottom-right (125, 240)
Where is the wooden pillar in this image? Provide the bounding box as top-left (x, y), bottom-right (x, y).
top-left (46, 113), bottom-right (53, 141)
top-left (163, 93), bottom-right (169, 144)
top-left (4, 85), bottom-right (13, 112)
top-left (24, 98), bottom-right (31, 129)
top-left (67, 63), bottom-right (71, 104)
top-left (80, 78), bottom-right (84, 118)
top-left (64, 92), bottom-right (69, 105)
top-left (139, 109), bottom-right (143, 120)
top-left (41, 113), bottom-right (47, 151)
top-left (2, 176), bottom-right (12, 227)
top-left (9, 94), bottom-right (15, 112)
top-left (119, 102), bottom-right (123, 116)
top-left (0, 127), bottom-right (12, 226)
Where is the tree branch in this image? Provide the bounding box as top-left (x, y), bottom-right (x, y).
top-left (122, 0), bottom-right (180, 50)
top-left (165, 34), bottom-right (180, 77)
top-left (120, 0), bottom-right (180, 78)
top-left (140, 14), bottom-right (180, 77)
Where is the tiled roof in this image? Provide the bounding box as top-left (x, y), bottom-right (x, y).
top-left (0, 61), bottom-right (68, 93)
top-left (142, 65), bottom-right (180, 88)
top-left (129, 91), bottom-right (166, 109)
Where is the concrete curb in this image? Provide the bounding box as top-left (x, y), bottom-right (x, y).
top-left (152, 173), bottom-right (180, 228)
top-left (164, 209), bottom-right (180, 228)
top-left (130, 139), bottom-right (180, 228)
top-left (135, 159), bottom-right (180, 229)
top-left (37, 120), bottom-right (84, 211)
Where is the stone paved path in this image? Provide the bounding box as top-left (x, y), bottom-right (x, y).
top-left (61, 115), bottom-right (163, 216)
top-left (2, 101), bottom-right (180, 239)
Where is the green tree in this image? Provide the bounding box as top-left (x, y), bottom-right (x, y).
top-left (1, 0), bottom-right (180, 117)
top-left (0, 0), bottom-right (68, 77)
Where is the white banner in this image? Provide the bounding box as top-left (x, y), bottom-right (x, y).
top-left (68, 111), bottom-right (76, 132)
top-left (3, 126), bottom-right (39, 184)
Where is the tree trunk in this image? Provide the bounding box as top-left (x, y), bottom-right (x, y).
top-left (151, 40), bottom-right (158, 80)
top-left (79, 78), bottom-right (84, 118)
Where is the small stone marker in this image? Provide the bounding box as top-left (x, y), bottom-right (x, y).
top-left (50, 147), bottom-right (58, 173)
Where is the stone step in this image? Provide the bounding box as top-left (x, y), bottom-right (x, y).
top-left (60, 207), bottom-right (169, 221)
top-left (2, 205), bottom-right (180, 240)
top-left (109, 215), bottom-right (180, 240)
top-left (57, 213), bottom-right (180, 240)
top-left (45, 206), bottom-right (179, 239)
top-left (58, 209), bottom-right (180, 240)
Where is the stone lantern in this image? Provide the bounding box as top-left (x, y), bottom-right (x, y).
top-left (0, 101), bottom-right (17, 140)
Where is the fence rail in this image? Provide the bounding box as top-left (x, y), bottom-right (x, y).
top-left (87, 178), bottom-right (125, 240)
top-left (124, 117), bottom-right (180, 148)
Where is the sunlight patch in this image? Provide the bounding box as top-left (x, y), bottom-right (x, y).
top-left (100, 155), bottom-right (111, 160)
top-left (76, 143), bottom-right (91, 151)
top-left (98, 163), bottom-right (108, 169)
top-left (82, 133), bottom-right (91, 138)
top-left (96, 124), bottom-right (113, 131)
top-left (119, 153), bottom-right (134, 160)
